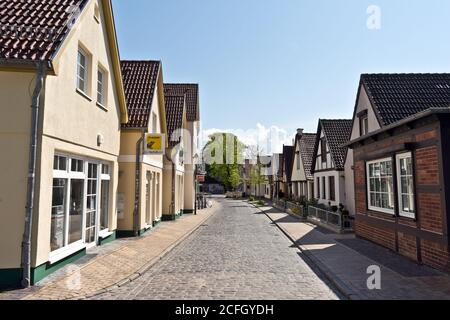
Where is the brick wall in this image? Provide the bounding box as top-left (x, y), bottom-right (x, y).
top-left (419, 193), bottom-right (443, 233)
top-left (398, 232), bottom-right (418, 261)
top-left (416, 147), bottom-right (440, 185)
top-left (355, 219), bottom-right (396, 251)
top-left (422, 240), bottom-right (450, 271)
top-left (353, 125), bottom-right (450, 273)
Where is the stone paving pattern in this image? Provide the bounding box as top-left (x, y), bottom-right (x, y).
top-left (262, 206), bottom-right (450, 300)
top-left (92, 200), bottom-right (340, 300)
top-left (0, 204), bottom-right (217, 300)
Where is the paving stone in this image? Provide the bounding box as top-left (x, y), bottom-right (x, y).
top-left (91, 199), bottom-right (340, 300)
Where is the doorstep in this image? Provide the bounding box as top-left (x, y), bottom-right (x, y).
top-left (1, 202), bottom-right (219, 301)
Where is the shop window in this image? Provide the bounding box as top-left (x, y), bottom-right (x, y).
top-left (50, 155), bottom-right (111, 259)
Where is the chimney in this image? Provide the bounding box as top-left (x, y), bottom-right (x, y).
top-left (297, 128), bottom-right (304, 136)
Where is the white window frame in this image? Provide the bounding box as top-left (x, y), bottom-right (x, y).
top-left (77, 48), bottom-right (88, 93)
top-left (396, 152), bottom-right (416, 219)
top-left (50, 154), bottom-right (112, 262)
top-left (97, 66), bottom-right (107, 107)
top-left (50, 155), bottom-right (87, 261)
top-left (366, 157), bottom-right (395, 215)
top-left (99, 165), bottom-right (112, 238)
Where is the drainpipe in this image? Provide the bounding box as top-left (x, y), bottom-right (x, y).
top-left (21, 61), bottom-right (47, 288)
top-left (165, 148), bottom-right (176, 218)
top-left (133, 131), bottom-right (145, 237)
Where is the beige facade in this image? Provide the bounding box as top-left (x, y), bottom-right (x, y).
top-left (162, 150), bottom-right (185, 220)
top-left (0, 0), bottom-right (128, 286)
top-left (183, 120), bottom-right (200, 213)
top-left (118, 69), bottom-right (167, 235)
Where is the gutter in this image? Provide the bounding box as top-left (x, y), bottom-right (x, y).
top-left (21, 61), bottom-right (47, 288)
top-left (345, 107), bottom-right (450, 148)
top-left (133, 130), bottom-right (145, 237)
top-left (165, 147), bottom-right (176, 218)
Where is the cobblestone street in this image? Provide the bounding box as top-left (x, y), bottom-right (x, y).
top-left (91, 199), bottom-right (340, 300)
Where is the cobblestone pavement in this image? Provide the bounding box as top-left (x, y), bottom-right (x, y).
top-left (91, 199), bottom-right (340, 300)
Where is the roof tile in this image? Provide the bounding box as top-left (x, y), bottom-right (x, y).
top-left (319, 119), bottom-right (352, 170)
top-left (0, 0), bottom-right (88, 61)
top-left (121, 60), bottom-right (160, 128)
top-left (164, 83), bottom-right (199, 122)
top-left (164, 94), bottom-right (185, 147)
top-left (362, 73), bottom-right (450, 125)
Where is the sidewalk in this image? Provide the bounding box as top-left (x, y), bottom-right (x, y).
top-left (257, 204), bottom-right (450, 300)
top-left (0, 203), bottom-right (219, 301)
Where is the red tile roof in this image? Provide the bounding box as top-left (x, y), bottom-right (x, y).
top-left (0, 0), bottom-right (89, 61)
top-left (121, 60), bottom-right (160, 128)
top-left (164, 94), bottom-right (185, 147)
top-left (164, 83), bottom-right (199, 122)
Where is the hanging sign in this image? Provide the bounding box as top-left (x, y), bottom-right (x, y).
top-left (144, 134), bottom-right (165, 154)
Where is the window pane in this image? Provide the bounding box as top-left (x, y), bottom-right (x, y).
top-left (77, 50), bottom-right (87, 92)
top-left (54, 156), bottom-right (67, 171)
top-left (51, 179), bottom-right (67, 251)
top-left (69, 179), bottom-right (84, 244)
top-left (71, 159), bottom-right (84, 172)
top-left (101, 180), bottom-right (109, 230)
top-left (102, 164), bottom-right (110, 175)
top-left (97, 70), bottom-right (104, 104)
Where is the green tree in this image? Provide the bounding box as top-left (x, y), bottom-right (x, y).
top-left (203, 133), bottom-right (246, 191)
top-left (246, 145), bottom-right (268, 197)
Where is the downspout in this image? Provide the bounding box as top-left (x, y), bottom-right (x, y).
top-left (133, 131), bottom-right (145, 237)
top-left (21, 61), bottom-right (47, 288)
top-left (165, 148), bottom-right (176, 218)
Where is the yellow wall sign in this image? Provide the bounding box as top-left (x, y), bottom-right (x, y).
top-left (145, 134), bottom-right (165, 154)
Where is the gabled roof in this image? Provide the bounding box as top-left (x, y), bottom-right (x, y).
top-left (313, 119), bottom-right (352, 171)
top-left (293, 133), bottom-right (317, 180)
top-left (164, 94), bottom-right (185, 147)
top-left (361, 73), bottom-right (450, 126)
top-left (164, 83), bottom-right (199, 122)
top-left (0, 0), bottom-right (89, 61)
top-left (272, 153), bottom-right (283, 179)
top-left (121, 60), bottom-right (160, 128)
top-left (283, 145), bottom-right (294, 183)
top-left (0, 0), bottom-right (129, 124)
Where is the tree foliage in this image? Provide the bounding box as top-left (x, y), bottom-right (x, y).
top-left (203, 133), bottom-right (246, 191)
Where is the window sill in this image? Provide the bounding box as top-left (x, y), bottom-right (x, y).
top-left (76, 88), bottom-right (93, 102)
top-left (49, 242), bottom-right (86, 265)
top-left (99, 230), bottom-right (113, 239)
top-left (96, 102), bottom-right (108, 112)
top-left (398, 213), bottom-right (416, 220)
top-left (368, 207), bottom-right (396, 216)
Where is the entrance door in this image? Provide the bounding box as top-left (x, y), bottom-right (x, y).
top-left (85, 163), bottom-right (99, 246)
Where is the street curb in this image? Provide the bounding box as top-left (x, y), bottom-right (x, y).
top-left (77, 204), bottom-right (220, 300)
top-left (252, 204), bottom-right (361, 300)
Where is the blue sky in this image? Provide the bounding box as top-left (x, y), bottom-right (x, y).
top-left (112, 0), bottom-right (450, 150)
